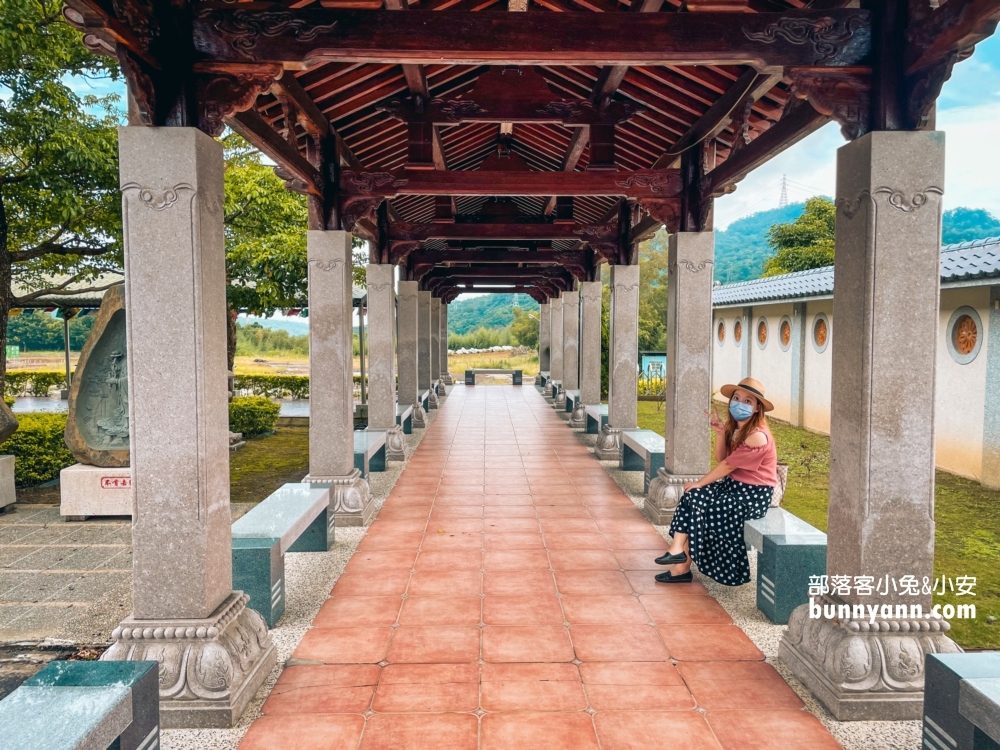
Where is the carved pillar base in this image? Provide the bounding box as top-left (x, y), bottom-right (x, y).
top-left (543, 382), bottom-right (555, 400)
top-left (569, 401), bottom-right (588, 429)
top-left (594, 425), bottom-right (623, 461)
top-left (534, 374), bottom-right (543, 386)
top-left (779, 596), bottom-right (961, 721)
top-left (101, 592), bottom-right (276, 729)
top-left (428, 389), bottom-right (439, 410)
top-left (386, 425), bottom-right (406, 462)
top-left (436, 379), bottom-right (446, 396)
top-left (441, 373), bottom-right (454, 385)
top-left (412, 403), bottom-right (427, 429)
top-left (306, 468), bottom-right (373, 527)
top-left (643, 469), bottom-right (701, 525)
top-left (554, 391), bottom-right (567, 409)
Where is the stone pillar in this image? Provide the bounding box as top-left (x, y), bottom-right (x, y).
top-left (789, 301), bottom-right (808, 428)
top-left (779, 131), bottom-right (958, 721)
top-left (537, 302), bottom-right (551, 386)
top-left (418, 291), bottom-right (436, 409)
top-left (305, 230), bottom-right (373, 526)
top-left (560, 289), bottom-right (580, 411)
top-left (983, 286), bottom-right (1000, 487)
top-left (430, 296), bottom-right (442, 390)
top-left (740, 305), bottom-right (752, 379)
top-left (398, 281), bottom-right (425, 428)
top-left (103, 127), bottom-right (275, 728)
top-left (572, 279), bottom-right (602, 428)
top-left (367, 264), bottom-right (404, 461)
top-left (596, 264), bottom-right (639, 460)
top-left (440, 303), bottom-right (453, 386)
top-left (645, 232), bottom-right (714, 523)
top-left (549, 296), bottom-right (564, 402)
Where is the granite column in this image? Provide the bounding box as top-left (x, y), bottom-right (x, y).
top-left (418, 290), bottom-right (436, 409)
top-left (572, 279), bottom-right (602, 428)
top-left (398, 281), bottom-right (425, 428)
top-left (430, 296), bottom-right (442, 394)
top-left (102, 127), bottom-right (275, 727)
top-left (367, 264), bottom-right (404, 461)
top-left (596, 264), bottom-right (639, 460)
top-left (305, 230), bottom-right (373, 526)
top-left (779, 131), bottom-right (958, 720)
top-left (549, 296), bottom-right (564, 402)
top-left (646, 232), bottom-right (715, 523)
top-left (440, 302), bottom-right (453, 386)
top-left (537, 302), bottom-right (551, 387)
top-left (559, 289), bottom-right (580, 410)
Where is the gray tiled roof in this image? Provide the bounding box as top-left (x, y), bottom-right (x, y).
top-left (713, 236), bottom-right (1000, 306)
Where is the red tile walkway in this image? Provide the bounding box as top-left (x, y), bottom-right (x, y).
top-left (240, 385), bottom-right (842, 750)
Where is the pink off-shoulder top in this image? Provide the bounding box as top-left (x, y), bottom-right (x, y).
top-left (725, 425), bottom-right (778, 487)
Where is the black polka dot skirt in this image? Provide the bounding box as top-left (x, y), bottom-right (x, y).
top-left (669, 477), bottom-right (774, 586)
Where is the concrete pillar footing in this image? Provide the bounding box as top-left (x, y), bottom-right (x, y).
top-left (385, 426), bottom-right (406, 462)
top-left (569, 402), bottom-right (587, 429)
top-left (305, 468), bottom-right (373, 526)
top-left (594, 425), bottom-right (624, 461)
top-left (643, 468), bottom-right (702, 525)
top-left (412, 403), bottom-right (427, 429)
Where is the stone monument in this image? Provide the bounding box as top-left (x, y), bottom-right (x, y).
top-left (0, 393), bottom-right (17, 512)
top-left (61, 284), bottom-right (132, 518)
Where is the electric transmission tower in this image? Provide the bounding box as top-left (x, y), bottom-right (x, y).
top-left (778, 174), bottom-right (789, 209)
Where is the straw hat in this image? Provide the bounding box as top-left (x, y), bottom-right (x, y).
top-left (720, 377), bottom-right (774, 413)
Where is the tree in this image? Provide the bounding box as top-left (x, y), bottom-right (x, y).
top-left (941, 207), bottom-right (1000, 244)
top-left (222, 133), bottom-right (367, 369)
top-left (510, 306), bottom-right (538, 348)
top-left (761, 197), bottom-right (836, 277)
top-left (0, 0), bottom-right (124, 392)
top-left (638, 228), bottom-right (669, 351)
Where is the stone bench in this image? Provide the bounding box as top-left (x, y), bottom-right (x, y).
top-left (925, 653), bottom-right (1000, 750)
top-left (396, 403), bottom-right (414, 435)
top-left (535, 370), bottom-right (550, 387)
top-left (744, 507), bottom-right (827, 624)
top-left (465, 369), bottom-right (523, 385)
top-left (232, 483), bottom-right (333, 626)
top-left (354, 428), bottom-right (387, 477)
top-left (564, 389), bottom-right (581, 414)
top-left (621, 429), bottom-right (665, 493)
top-left (585, 404), bottom-right (608, 435)
top-left (0, 660), bottom-right (159, 750)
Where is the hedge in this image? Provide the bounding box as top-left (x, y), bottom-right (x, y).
top-left (233, 373), bottom-right (364, 400)
top-left (0, 413), bottom-right (75, 487)
top-left (5, 370), bottom-right (68, 398)
top-left (230, 396), bottom-right (281, 438)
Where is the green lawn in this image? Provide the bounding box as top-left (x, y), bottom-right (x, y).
top-left (230, 426), bottom-right (309, 504)
top-left (637, 401), bottom-right (1000, 649)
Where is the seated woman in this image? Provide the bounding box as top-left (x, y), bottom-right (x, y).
top-left (654, 377), bottom-right (778, 586)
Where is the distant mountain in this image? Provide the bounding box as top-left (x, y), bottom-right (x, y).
top-left (447, 294), bottom-right (540, 335)
top-left (239, 315), bottom-right (309, 337)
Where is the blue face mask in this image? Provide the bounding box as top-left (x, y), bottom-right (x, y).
top-left (729, 400), bottom-right (755, 422)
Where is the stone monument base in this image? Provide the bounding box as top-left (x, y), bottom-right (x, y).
top-left (0, 455), bottom-right (14, 512)
top-left (102, 592), bottom-right (277, 729)
top-left (643, 468), bottom-right (701, 525)
top-left (305, 468), bottom-right (373, 526)
top-left (386, 425), bottom-right (406, 462)
top-left (594, 425), bottom-right (624, 461)
top-left (779, 597), bottom-right (962, 720)
top-left (60, 463), bottom-right (132, 520)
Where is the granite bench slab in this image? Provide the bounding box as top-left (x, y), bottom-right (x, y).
top-left (232, 483), bottom-right (332, 626)
top-left (465, 369), bottom-right (522, 385)
top-left (621, 429), bottom-right (665, 492)
top-left (354, 429), bottom-right (387, 477)
top-left (396, 403), bottom-right (414, 435)
top-left (585, 404), bottom-right (608, 435)
top-left (960, 677), bottom-right (1000, 746)
top-left (0, 660), bottom-right (159, 750)
top-left (925, 653), bottom-right (1000, 750)
top-left (744, 507), bottom-right (827, 624)
top-left (564, 389), bottom-right (581, 413)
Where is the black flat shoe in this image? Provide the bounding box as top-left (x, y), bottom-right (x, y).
top-left (654, 570), bottom-right (694, 583)
top-left (654, 551), bottom-right (688, 566)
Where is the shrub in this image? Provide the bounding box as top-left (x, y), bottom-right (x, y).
top-left (233, 374), bottom-right (310, 399)
top-left (0, 413), bottom-right (75, 487)
top-left (5, 370), bottom-right (69, 397)
top-left (3, 396), bottom-right (13, 408)
top-left (229, 396), bottom-right (281, 438)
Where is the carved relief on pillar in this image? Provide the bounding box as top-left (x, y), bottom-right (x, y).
top-left (195, 64), bottom-right (284, 137)
top-left (787, 69), bottom-right (871, 141)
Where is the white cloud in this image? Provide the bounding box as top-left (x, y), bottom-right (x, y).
top-left (937, 102), bottom-right (1000, 216)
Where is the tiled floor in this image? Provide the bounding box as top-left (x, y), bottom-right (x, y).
top-left (239, 385), bottom-right (842, 750)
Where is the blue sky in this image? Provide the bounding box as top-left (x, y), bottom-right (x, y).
top-left (69, 34), bottom-right (1000, 231)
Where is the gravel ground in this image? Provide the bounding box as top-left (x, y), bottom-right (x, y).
top-left (162, 394), bottom-right (444, 750)
top-left (569, 415), bottom-right (923, 750)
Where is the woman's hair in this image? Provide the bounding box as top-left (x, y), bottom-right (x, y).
top-left (725, 397), bottom-right (768, 452)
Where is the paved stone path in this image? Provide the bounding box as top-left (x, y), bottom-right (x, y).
top-left (239, 385), bottom-right (842, 750)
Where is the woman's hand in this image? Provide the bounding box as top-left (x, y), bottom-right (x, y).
top-left (683, 481), bottom-right (701, 494)
top-left (706, 408), bottom-right (726, 433)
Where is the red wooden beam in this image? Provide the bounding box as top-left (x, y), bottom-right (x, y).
top-left (388, 221), bottom-right (617, 241)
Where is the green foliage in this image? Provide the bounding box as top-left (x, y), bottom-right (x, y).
top-left (6, 311), bottom-right (94, 351)
top-left (509, 307), bottom-right (539, 348)
top-left (229, 396), bottom-right (281, 438)
top-left (4, 369), bottom-right (67, 396)
top-left (638, 229), bottom-right (669, 351)
top-left (0, 0), bottom-right (124, 387)
top-left (762, 197), bottom-right (837, 277)
top-left (941, 207), bottom-right (1000, 245)
top-left (448, 326), bottom-right (513, 350)
top-left (236, 322), bottom-right (309, 357)
top-left (233, 373), bottom-right (311, 400)
top-left (447, 294), bottom-right (539, 336)
top-left (714, 203), bottom-right (809, 283)
top-left (0, 412), bottom-right (74, 486)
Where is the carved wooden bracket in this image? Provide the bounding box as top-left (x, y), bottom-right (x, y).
top-left (637, 199), bottom-right (681, 233)
top-left (341, 197), bottom-right (385, 242)
top-left (787, 69), bottom-right (871, 141)
top-left (195, 64), bottom-right (284, 137)
top-left (389, 241), bottom-right (422, 265)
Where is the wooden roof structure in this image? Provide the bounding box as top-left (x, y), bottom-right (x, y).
top-left (64, 0), bottom-right (1000, 302)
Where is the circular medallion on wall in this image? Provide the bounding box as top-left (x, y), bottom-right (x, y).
top-left (779, 316), bottom-right (792, 352)
top-left (757, 318), bottom-right (768, 349)
top-left (734, 319), bottom-right (743, 344)
top-left (717, 320), bottom-right (726, 346)
top-left (947, 306), bottom-right (983, 365)
top-left (812, 313), bottom-right (830, 354)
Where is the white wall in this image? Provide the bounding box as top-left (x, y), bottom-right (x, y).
top-left (935, 287), bottom-right (991, 481)
top-left (712, 310), bottom-right (744, 398)
top-left (746, 303), bottom-right (795, 422)
top-left (802, 301), bottom-right (834, 434)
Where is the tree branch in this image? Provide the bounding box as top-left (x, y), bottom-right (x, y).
top-left (13, 276), bottom-right (122, 304)
top-left (11, 242), bottom-right (118, 262)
